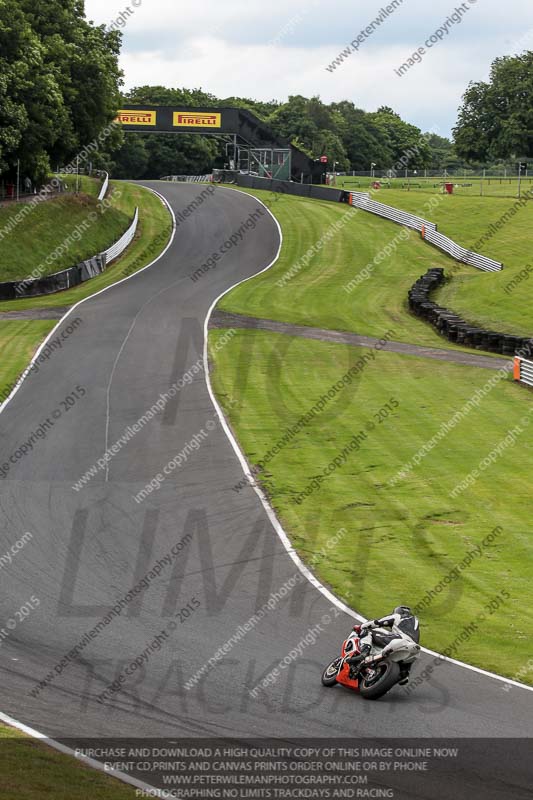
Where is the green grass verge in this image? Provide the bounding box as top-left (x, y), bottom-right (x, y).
top-left (217, 188), bottom-right (491, 353)
top-left (56, 174), bottom-right (102, 197)
top-left (209, 329), bottom-right (533, 683)
top-left (0, 182), bottom-right (171, 793)
top-left (0, 180), bottom-right (171, 419)
top-left (0, 321), bottom-right (56, 403)
top-left (0, 724), bottom-right (135, 798)
top-left (334, 174), bottom-right (533, 200)
top-left (0, 188), bottom-right (131, 282)
top-left (349, 188), bottom-right (533, 337)
top-left (0, 181), bottom-right (171, 311)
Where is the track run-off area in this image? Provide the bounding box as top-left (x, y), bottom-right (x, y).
top-left (0, 183), bottom-right (532, 798)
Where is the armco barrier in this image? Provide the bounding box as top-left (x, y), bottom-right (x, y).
top-left (514, 357), bottom-right (533, 387)
top-left (236, 174), bottom-right (346, 203)
top-left (97, 172), bottom-right (109, 201)
top-left (0, 208), bottom-right (138, 301)
top-left (103, 207), bottom-right (139, 263)
top-left (408, 268), bottom-right (533, 356)
top-left (350, 191), bottom-right (436, 233)
top-left (350, 191), bottom-right (503, 273)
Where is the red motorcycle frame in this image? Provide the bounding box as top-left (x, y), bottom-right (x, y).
top-left (322, 622), bottom-right (421, 700)
top-left (333, 628), bottom-right (362, 691)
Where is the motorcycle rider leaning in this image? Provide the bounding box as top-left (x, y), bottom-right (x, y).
top-left (346, 606), bottom-right (419, 684)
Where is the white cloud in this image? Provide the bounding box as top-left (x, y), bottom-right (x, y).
top-left (85, 0), bottom-right (533, 136)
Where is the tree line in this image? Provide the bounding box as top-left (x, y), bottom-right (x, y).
top-left (0, 0), bottom-right (532, 185)
top-left (0, 0), bottom-right (122, 185)
top-left (109, 87), bottom-right (461, 180)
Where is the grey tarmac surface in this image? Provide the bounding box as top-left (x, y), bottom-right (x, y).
top-left (210, 310), bottom-right (511, 370)
top-left (0, 306), bottom-right (70, 320)
top-left (0, 182), bottom-right (531, 798)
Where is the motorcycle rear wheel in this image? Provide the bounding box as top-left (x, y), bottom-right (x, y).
top-left (359, 660), bottom-right (400, 699)
top-left (321, 658), bottom-right (342, 686)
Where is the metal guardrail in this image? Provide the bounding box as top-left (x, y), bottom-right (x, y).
top-left (103, 208), bottom-right (139, 264)
top-left (422, 228), bottom-right (503, 273)
top-left (98, 172), bottom-right (109, 201)
top-left (514, 357), bottom-right (533, 387)
top-left (161, 175), bottom-right (212, 183)
top-left (350, 192), bottom-right (436, 233)
top-left (349, 191), bottom-right (503, 273)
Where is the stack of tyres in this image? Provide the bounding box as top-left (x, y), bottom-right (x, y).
top-left (486, 332), bottom-right (503, 353)
top-left (407, 268), bottom-right (444, 316)
top-left (454, 325), bottom-right (467, 345)
top-left (520, 338), bottom-right (533, 357)
top-left (407, 268), bottom-right (532, 356)
top-left (464, 328), bottom-right (484, 348)
top-left (502, 335), bottom-right (521, 356)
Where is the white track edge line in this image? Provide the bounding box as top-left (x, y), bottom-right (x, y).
top-left (0, 709), bottom-right (162, 793)
top-left (0, 182), bottom-right (530, 788)
top-left (0, 187), bottom-right (180, 791)
top-left (0, 187), bottom-right (177, 416)
top-left (204, 184), bottom-right (533, 695)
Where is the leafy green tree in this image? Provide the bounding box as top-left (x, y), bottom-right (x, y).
top-left (0, 0), bottom-right (65, 181)
top-left (425, 133), bottom-right (463, 170)
top-left (219, 96), bottom-right (281, 118)
top-left (454, 52), bottom-right (533, 162)
top-left (369, 107), bottom-right (431, 168)
top-left (268, 95), bottom-right (319, 149)
top-left (0, 0), bottom-right (122, 183)
top-left (125, 85), bottom-right (218, 107)
top-left (331, 101), bottom-right (392, 170)
top-left (110, 134), bottom-right (149, 179)
top-left (109, 89), bottom-right (442, 177)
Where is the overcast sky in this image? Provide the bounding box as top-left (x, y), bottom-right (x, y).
top-left (85, 0), bottom-right (533, 137)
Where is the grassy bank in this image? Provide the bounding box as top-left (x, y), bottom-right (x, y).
top-left (0, 183), bottom-right (172, 794)
top-left (334, 174), bottom-right (533, 200)
top-left (0, 181), bottom-right (171, 411)
top-left (0, 724), bottom-right (136, 798)
top-left (209, 328), bottom-right (533, 682)
top-left (0, 188), bottom-right (131, 283)
top-left (217, 188), bottom-right (486, 351)
top-left (0, 181), bottom-right (171, 311)
top-left (0, 321), bottom-right (57, 404)
top-left (347, 187), bottom-right (533, 336)
top-left (57, 174), bottom-right (102, 196)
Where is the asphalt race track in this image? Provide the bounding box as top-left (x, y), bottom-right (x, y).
top-left (0, 183), bottom-right (532, 798)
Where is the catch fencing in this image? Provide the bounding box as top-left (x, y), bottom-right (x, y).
top-left (349, 191), bottom-right (503, 273)
top-left (161, 175), bottom-right (212, 183)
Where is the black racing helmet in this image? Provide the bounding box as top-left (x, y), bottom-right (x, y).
top-left (394, 606), bottom-right (420, 643)
top-left (394, 605), bottom-right (412, 618)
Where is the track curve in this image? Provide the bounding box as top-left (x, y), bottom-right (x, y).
top-left (0, 183), bottom-right (531, 797)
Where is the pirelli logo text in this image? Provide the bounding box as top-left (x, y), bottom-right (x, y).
top-left (173, 112), bottom-right (222, 128)
top-left (117, 110), bottom-right (157, 126)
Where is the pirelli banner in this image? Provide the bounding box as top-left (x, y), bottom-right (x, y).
top-left (116, 106), bottom-right (235, 134)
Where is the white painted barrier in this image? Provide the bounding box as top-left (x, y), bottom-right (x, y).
top-left (350, 191), bottom-right (503, 272)
top-left (103, 208), bottom-right (139, 264)
top-left (98, 172), bottom-right (109, 201)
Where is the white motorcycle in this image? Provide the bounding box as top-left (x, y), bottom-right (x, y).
top-left (322, 608), bottom-right (421, 700)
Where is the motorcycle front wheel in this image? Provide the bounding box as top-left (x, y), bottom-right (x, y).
top-left (359, 660), bottom-right (400, 699)
top-left (321, 658), bottom-right (342, 686)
